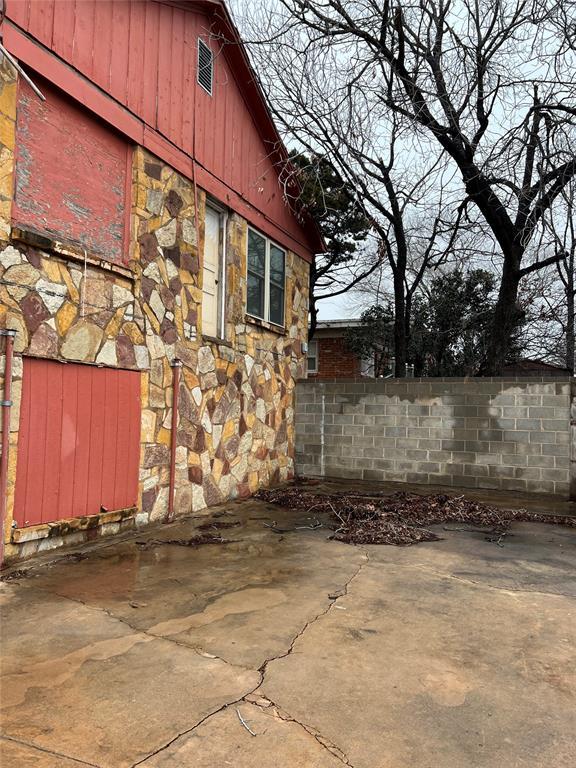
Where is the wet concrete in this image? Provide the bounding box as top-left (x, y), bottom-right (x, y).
top-left (1, 484), bottom-right (575, 767)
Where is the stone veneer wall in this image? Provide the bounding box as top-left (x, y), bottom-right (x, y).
top-left (0, 60), bottom-right (309, 560)
top-left (295, 378), bottom-right (574, 498)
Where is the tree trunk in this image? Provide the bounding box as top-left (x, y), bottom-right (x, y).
top-left (308, 261), bottom-right (318, 341)
top-left (308, 298), bottom-right (318, 341)
top-left (566, 252), bottom-right (575, 373)
top-left (393, 271), bottom-right (406, 377)
top-left (482, 255), bottom-right (521, 375)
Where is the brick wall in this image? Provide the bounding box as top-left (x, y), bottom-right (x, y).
top-left (295, 378), bottom-right (574, 498)
top-left (309, 336), bottom-right (362, 380)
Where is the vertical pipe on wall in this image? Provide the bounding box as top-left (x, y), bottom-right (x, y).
top-left (570, 379), bottom-right (576, 501)
top-left (0, 329), bottom-right (16, 568)
top-left (165, 359), bottom-right (182, 523)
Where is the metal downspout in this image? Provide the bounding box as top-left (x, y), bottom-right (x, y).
top-left (0, 329), bottom-right (16, 567)
top-left (165, 358), bottom-right (182, 523)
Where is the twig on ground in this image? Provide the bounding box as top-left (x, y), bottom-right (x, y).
top-left (236, 707), bottom-right (257, 737)
top-left (255, 486), bottom-right (574, 547)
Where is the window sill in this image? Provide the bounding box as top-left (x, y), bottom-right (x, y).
top-left (245, 314), bottom-right (287, 336)
top-left (202, 334), bottom-right (233, 349)
top-left (11, 226), bottom-right (135, 281)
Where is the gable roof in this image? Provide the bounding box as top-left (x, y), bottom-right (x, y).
top-left (1, 0), bottom-right (324, 258)
top-left (187, 1), bottom-right (324, 254)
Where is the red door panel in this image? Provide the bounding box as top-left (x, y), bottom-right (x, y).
top-left (14, 358), bottom-right (141, 527)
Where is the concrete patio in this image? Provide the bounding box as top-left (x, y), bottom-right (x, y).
top-left (1, 482), bottom-right (575, 767)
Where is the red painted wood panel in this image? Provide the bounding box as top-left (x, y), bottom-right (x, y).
top-left (13, 76), bottom-right (131, 263)
top-left (13, 359), bottom-right (141, 527)
top-left (4, 0), bottom-right (319, 258)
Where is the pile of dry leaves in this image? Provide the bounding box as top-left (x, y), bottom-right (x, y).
top-left (256, 487), bottom-right (575, 546)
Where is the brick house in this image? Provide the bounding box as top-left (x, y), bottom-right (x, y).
top-left (0, 0), bottom-right (322, 562)
top-left (307, 320), bottom-right (374, 379)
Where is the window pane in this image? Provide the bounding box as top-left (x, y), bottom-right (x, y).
top-left (307, 341), bottom-right (318, 372)
top-left (248, 230), bottom-right (266, 275)
top-left (269, 282), bottom-right (284, 326)
top-left (269, 245), bottom-right (285, 285)
top-left (247, 271), bottom-right (264, 318)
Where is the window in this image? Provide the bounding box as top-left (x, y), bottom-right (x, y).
top-left (247, 229), bottom-right (286, 326)
top-left (307, 341), bottom-right (318, 374)
top-left (203, 204), bottom-right (227, 339)
top-left (197, 39), bottom-right (213, 95)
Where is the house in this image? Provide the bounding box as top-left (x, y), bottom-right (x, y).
top-left (501, 358), bottom-right (573, 377)
top-left (0, 0), bottom-right (322, 563)
top-left (307, 320), bottom-right (375, 379)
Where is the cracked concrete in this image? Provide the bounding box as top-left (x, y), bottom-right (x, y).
top-left (1, 486), bottom-right (575, 767)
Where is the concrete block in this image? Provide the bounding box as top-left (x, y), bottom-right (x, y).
top-left (386, 427), bottom-right (407, 438)
top-left (364, 424), bottom-right (393, 435)
top-left (529, 432), bottom-right (556, 444)
top-left (463, 463), bottom-right (488, 477)
top-left (372, 459), bottom-right (395, 470)
top-left (516, 443), bottom-right (543, 456)
top-left (417, 439), bottom-right (442, 451)
top-left (515, 418), bottom-right (541, 430)
top-left (475, 453), bottom-right (502, 466)
top-left (541, 420), bottom-right (568, 432)
top-left (420, 416), bottom-right (444, 428)
top-left (528, 406), bottom-right (557, 418)
top-left (407, 427), bottom-right (431, 438)
top-left (449, 452), bottom-right (479, 463)
top-left (501, 406), bottom-right (529, 418)
top-left (478, 429), bottom-right (504, 441)
top-left (503, 430), bottom-right (530, 443)
top-left (332, 414), bottom-right (355, 426)
top-left (545, 468), bottom-right (570, 482)
top-left (464, 441), bottom-right (490, 453)
top-left (384, 404), bottom-right (408, 415)
top-left (441, 439), bottom-right (465, 452)
top-left (395, 437), bottom-right (419, 449)
top-left (515, 395), bottom-right (542, 405)
top-left (514, 467), bottom-right (541, 480)
top-left (353, 414), bottom-right (376, 426)
top-left (488, 465), bottom-right (516, 479)
top-left (405, 449), bottom-right (429, 461)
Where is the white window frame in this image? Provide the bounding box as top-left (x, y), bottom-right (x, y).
top-left (246, 227), bottom-right (286, 327)
top-left (197, 38), bottom-right (213, 95)
top-left (307, 340), bottom-right (319, 374)
top-left (204, 199), bottom-right (228, 340)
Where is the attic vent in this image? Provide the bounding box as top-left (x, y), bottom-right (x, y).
top-left (197, 39), bottom-right (213, 95)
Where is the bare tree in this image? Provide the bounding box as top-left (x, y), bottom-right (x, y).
top-left (237, 0), bottom-right (576, 374)
top-left (541, 181), bottom-right (575, 371)
top-left (234, 5), bottom-right (464, 374)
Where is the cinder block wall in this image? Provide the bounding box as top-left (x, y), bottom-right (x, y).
top-left (295, 378), bottom-right (574, 498)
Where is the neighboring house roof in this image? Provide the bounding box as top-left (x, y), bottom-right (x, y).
top-left (502, 358), bottom-right (572, 375)
top-left (312, 319), bottom-right (364, 336)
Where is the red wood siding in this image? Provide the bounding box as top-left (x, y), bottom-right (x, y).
top-left (4, 0), bottom-right (316, 259)
top-left (13, 76), bottom-right (131, 263)
top-left (13, 358), bottom-right (141, 527)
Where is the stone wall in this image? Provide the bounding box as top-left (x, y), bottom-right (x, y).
top-left (295, 378), bottom-right (574, 498)
top-left (0, 60), bottom-right (309, 560)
